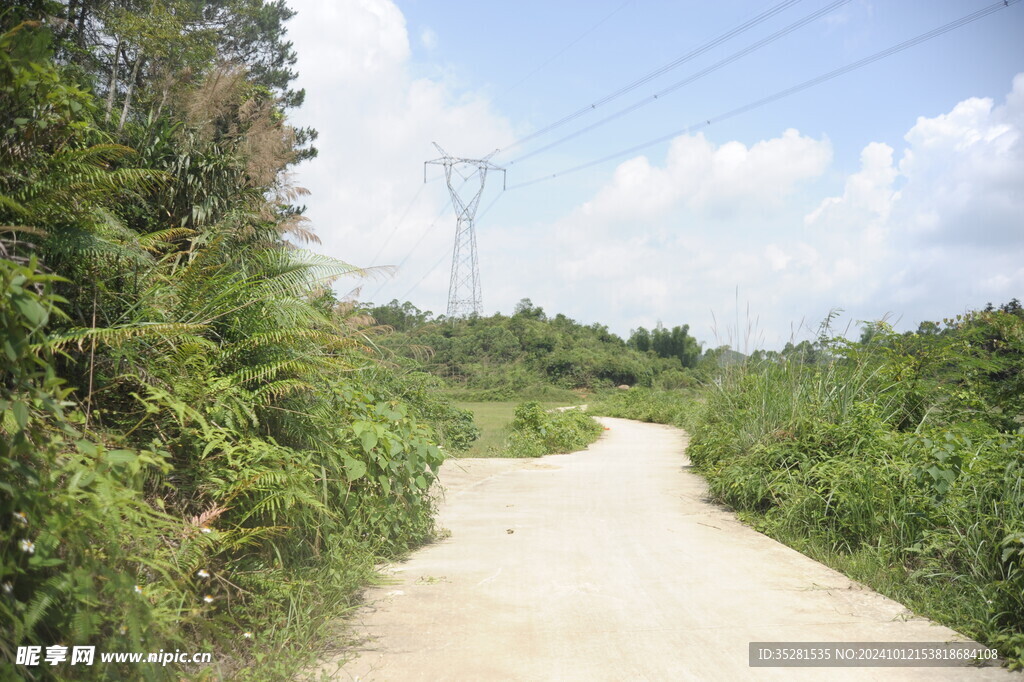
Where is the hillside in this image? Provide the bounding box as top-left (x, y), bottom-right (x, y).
top-left (365, 298), bottom-right (715, 398)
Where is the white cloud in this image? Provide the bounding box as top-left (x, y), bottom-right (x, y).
top-left (894, 82), bottom-right (1023, 247)
top-left (285, 1), bottom-right (1022, 347)
top-left (295, 0), bottom-right (410, 85)
top-left (523, 75), bottom-right (1024, 347)
top-left (420, 27), bottom-right (438, 51)
top-left (805, 141), bottom-right (897, 229)
top-left (287, 0), bottom-right (514, 303)
top-left (808, 74), bottom-right (1024, 317)
top-left (574, 129), bottom-right (832, 227)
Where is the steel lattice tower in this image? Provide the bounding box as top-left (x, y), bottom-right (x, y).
top-left (425, 143), bottom-right (505, 318)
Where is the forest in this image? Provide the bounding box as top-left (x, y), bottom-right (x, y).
top-left (0, 2), bottom-right (477, 678)
top-left (365, 297), bottom-right (710, 399)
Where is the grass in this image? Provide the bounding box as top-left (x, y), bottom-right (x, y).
top-left (685, 326), bottom-right (1024, 668)
top-left (586, 308), bottom-right (1024, 669)
top-left (454, 401), bottom-right (576, 457)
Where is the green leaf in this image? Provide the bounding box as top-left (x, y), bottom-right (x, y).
top-left (360, 429), bottom-right (378, 452)
top-left (12, 401), bottom-right (28, 429)
top-left (69, 469), bottom-right (95, 490)
top-left (105, 450), bottom-right (137, 466)
top-left (343, 456), bottom-right (366, 481)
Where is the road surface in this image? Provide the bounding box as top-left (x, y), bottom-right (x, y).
top-left (313, 417), bottom-right (1014, 680)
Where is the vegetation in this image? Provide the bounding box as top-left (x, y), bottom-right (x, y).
top-left (453, 401), bottom-right (574, 457)
top-left (5, 0), bottom-right (1019, 675)
top-left (365, 298), bottom-right (710, 395)
top-left (593, 303), bottom-right (1024, 669)
top-left (503, 402), bottom-right (603, 458)
top-left (591, 387), bottom-right (696, 427)
top-left (0, 6), bottom-right (470, 679)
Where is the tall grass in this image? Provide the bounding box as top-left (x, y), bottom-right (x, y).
top-left (598, 311), bottom-right (1024, 669)
top-left (590, 387), bottom-right (697, 427)
top-left (685, 317), bottom-right (1024, 668)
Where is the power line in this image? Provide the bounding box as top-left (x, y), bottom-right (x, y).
top-left (495, 0), bottom-right (803, 155)
top-left (476, 190), bottom-right (505, 223)
top-left (507, 0), bottom-right (852, 166)
top-left (367, 181), bottom-right (427, 266)
top-left (366, 191), bottom-right (457, 303)
top-left (500, 0), bottom-right (633, 99)
top-left (507, 0), bottom-right (1021, 191)
top-left (397, 247), bottom-right (449, 305)
top-left (366, 170), bottom-right (479, 304)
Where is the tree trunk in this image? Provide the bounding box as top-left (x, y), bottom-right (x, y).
top-left (104, 38), bottom-right (121, 123)
top-left (117, 48), bottom-right (143, 132)
top-left (75, 1), bottom-right (88, 40)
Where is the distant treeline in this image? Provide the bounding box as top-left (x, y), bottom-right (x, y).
top-left (364, 298), bottom-right (729, 395)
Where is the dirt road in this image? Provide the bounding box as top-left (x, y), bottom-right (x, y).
top-left (315, 418), bottom-right (1014, 680)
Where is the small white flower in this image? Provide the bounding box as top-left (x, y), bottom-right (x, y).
top-left (202, 594), bottom-right (214, 604)
top-left (199, 526), bottom-right (212, 534)
top-left (2, 581), bottom-right (12, 595)
top-left (12, 511), bottom-right (28, 525)
top-left (19, 539), bottom-right (34, 555)
top-left (134, 584), bottom-right (143, 594)
top-left (196, 569), bottom-right (211, 579)
top-left (242, 631), bottom-right (252, 639)
top-left (119, 625), bottom-right (128, 635)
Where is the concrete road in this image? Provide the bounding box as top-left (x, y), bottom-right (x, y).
top-left (314, 418), bottom-right (1016, 681)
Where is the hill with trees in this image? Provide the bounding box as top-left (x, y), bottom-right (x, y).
top-left (365, 297), bottom-right (714, 398)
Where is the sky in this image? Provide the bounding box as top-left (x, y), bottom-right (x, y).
top-left (285, 0), bottom-right (1024, 350)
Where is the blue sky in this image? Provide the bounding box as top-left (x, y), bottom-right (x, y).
top-left (286, 0), bottom-right (1024, 349)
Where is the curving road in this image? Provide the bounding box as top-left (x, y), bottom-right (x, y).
top-left (314, 417), bottom-right (1015, 681)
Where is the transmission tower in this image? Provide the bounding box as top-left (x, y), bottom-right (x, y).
top-left (425, 143), bottom-right (505, 318)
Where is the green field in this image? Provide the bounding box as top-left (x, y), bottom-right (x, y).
top-left (455, 401), bottom-right (574, 457)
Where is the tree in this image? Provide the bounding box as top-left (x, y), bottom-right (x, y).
top-left (629, 323), bottom-right (701, 368)
top-left (514, 297), bottom-right (547, 321)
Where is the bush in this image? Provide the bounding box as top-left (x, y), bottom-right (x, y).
top-left (590, 388), bottom-right (698, 427)
top-left (0, 254), bottom-right (450, 680)
top-left (504, 402), bottom-right (603, 458)
top-left (684, 320), bottom-right (1024, 669)
top-left (589, 313), bottom-right (1024, 669)
top-left (378, 370), bottom-right (480, 452)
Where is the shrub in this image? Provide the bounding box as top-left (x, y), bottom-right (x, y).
top-left (590, 387), bottom-right (697, 428)
top-left (589, 313), bottom-right (1024, 669)
top-left (684, 320), bottom-right (1024, 669)
top-left (504, 402), bottom-right (603, 458)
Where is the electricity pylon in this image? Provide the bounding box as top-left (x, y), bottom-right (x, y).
top-left (425, 143), bottom-right (505, 318)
